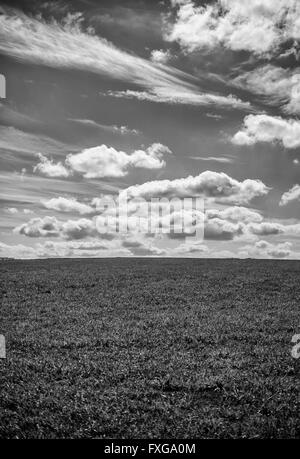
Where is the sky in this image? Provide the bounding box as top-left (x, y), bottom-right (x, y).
top-left (0, 0), bottom-right (300, 259)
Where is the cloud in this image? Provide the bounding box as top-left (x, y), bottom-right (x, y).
top-left (14, 216), bottom-right (100, 240)
top-left (34, 143), bottom-right (171, 179)
top-left (15, 216), bottom-right (61, 238)
top-left (122, 171), bottom-right (270, 205)
top-left (42, 197), bottom-right (95, 215)
top-left (204, 206), bottom-right (300, 239)
top-left (203, 206), bottom-right (300, 240)
top-left (68, 119), bottom-right (140, 135)
top-left (107, 89), bottom-right (250, 109)
top-left (240, 240), bottom-right (292, 259)
top-left (204, 206), bottom-right (263, 241)
top-left (232, 65), bottom-right (300, 115)
top-left (166, 0), bottom-right (300, 57)
top-left (0, 8), bottom-right (250, 110)
top-left (66, 143), bottom-right (171, 178)
top-left (174, 240), bottom-right (209, 254)
top-left (247, 222), bottom-right (284, 236)
top-left (205, 218), bottom-right (244, 240)
top-left (205, 113), bottom-right (223, 120)
top-left (150, 49), bottom-right (172, 64)
top-left (33, 153), bottom-right (70, 178)
top-left (5, 207), bottom-right (18, 214)
top-left (60, 218), bottom-right (99, 240)
top-left (190, 156), bottom-right (233, 163)
top-left (11, 200), bottom-right (300, 252)
top-left (122, 239), bottom-right (166, 256)
top-left (36, 239), bottom-right (125, 258)
top-left (0, 236), bottom-right (168, 259)
top-left (0, 241), bottom-right (37, 259)
top-left (280, 184), bottom-right (300, 206)
top-left (232, 115), bottom-right (300, 149)
top-left (2, 235), bottom-right (298, 259)
top-left (4, 207), bottom-right (34, 215)
top-left (0, 239), bottom-right (127, 259)
top-left (206, 206), bottom-right (263, 223)
top-left (0, 124), bottom-right (77, 159)
top-left (42, 195), bottom-right (128, 216)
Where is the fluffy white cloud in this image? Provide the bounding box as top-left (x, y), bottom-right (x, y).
top-left (205, 218), bottom-right (244, 240)
top-left (206, 206), bottom-right (263, 224)
top-left (0, 236), bottom-right (168, 259)
top-left (247, 222), bottom-right (284, 236)
top-left (5, 207), bottom-right (18, 214)
top-left (280, 184), bottom-right (300, 206)
top-left (0, 241), bottom-right (37, 259)
top-left (10, 202), bottom-right (300, 256)
top-left (34, 143), bottom-right (171, 179)
top-left (5, 207), bottom-right (33, 215)
top-left (66, 143), bottom-right (171, 178)
top-left (33, 153), bottom-right (70, 178)
top-left (150, 49), bottom-right (172, 64)
top-left (206, 206), bottom-right (300, 239)
top-left (203, 206), bottom-right (263, 241)
top-left (1, 239), bottom-right (126, 259)
top-left (240, 240), bottom-right (292, 258)
top-left (232, 115), bottom-right (300, 149)
top-left (203, 205), bottom-right (300, 240)
top-left (166, 0), bottom-right (300, 57)
top-left (173, 240), bottom-right (209, 254)
top-left (122, 171), bottom-right (270, 205)
top-left (15, 216), bottom-right (61, 238)
top-left (0, 8), bottom-right (250, 110)
top-left (60, 218), bottom-right (99, 240)
top-left (14, 216), bottom-right (101, 240)
top-left (122, 239), bottom-right (166, 256)
top-left (232, 65), bottom-right (300, 115)
top-left (42, 197), bottom-right (95, 215)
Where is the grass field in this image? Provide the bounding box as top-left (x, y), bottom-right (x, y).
top-left (0, 258), bottom-right (299, 439)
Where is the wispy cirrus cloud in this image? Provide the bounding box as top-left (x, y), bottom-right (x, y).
top-left (232, 65), bottom-right (300, 115)
top-left (67, 119), bottom-right (140, 135)
top-left (189, 156), bottom-right (233, 164)
top-left (0, 126), bottom-right (69, 157)
top-left (0, 8), bottom-right (251, 110)
top-left (107, 89), bottom-right (250, 108)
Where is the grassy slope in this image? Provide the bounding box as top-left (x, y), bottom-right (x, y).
top-left (0, 258), bottom-right (299, 438)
